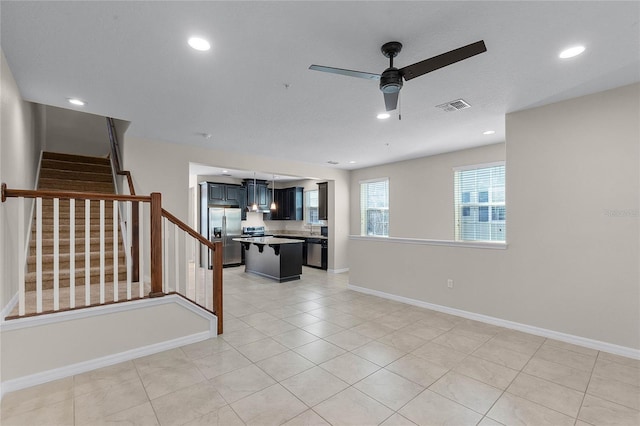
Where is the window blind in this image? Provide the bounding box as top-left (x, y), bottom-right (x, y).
top-left (454, 164), bottom-right (505, 242)
top-left (360, 179), bottom-right (389, 236)
top-left (306, 190), bottom-right (319, 224)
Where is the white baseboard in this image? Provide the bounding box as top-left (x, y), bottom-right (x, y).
top-left (0, 295), bottom-right (218, 399)
top-left (328, 268), bottom-right (349, 274)
top-left (0, 294), bottom-right (216, 334)
top-left (0, 331), bottom-right (211, 398)
top-left (347, 283), bottom-right (640, 360)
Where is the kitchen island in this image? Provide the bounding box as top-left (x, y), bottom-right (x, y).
top-left (233, 237), bottom-right (303, 282)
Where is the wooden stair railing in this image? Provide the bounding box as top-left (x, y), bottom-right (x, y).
top-left (162, 208), bottom-right (223, 335)
top-left (1, 184), bottom-right (223, 334)
top-left (106, 117), bottom-right (139, 282)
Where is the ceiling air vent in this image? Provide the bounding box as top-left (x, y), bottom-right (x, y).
top-left (327, 161), bottom-right (339, 165)
top-left (435, 99), bottom-right (471, 112)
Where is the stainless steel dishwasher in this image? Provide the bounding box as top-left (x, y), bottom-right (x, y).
top-left (306, 238), bottom-right (327, 269)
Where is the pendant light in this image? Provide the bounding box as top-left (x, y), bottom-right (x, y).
top-left (251, 172), bottom-right (258, 211)
top-left (270, 174), bottom-right (276, 210)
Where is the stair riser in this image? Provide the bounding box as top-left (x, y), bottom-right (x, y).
top-left (27, 251), bottom-right (125, 264)
top-left (42, 152), bottom-right (112, 165)
top-left (38, 179), bottom-right (115, 193)
top-left (30, 240), bottom-right (121, 255)
top-left (27, 259), bottom-right (126, 273)
top-left (41, 159), bottom-right (112, 174)
top-left (40, 169), bottom-right (113, 183)
top-left (25, 273), bottom-right (128, 291)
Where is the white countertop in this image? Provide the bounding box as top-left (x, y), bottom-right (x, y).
top-left (272, 233), bottom-right (328, 240)
top-left (233, 236), bottom-right (304, 245)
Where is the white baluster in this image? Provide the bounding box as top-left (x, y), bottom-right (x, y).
top-left (85, 199), bottom-right (90, 306)
top-left (164, 218), bottom-right (169, 293)
top-left (18, 197), bottom-right (25, 316)
top-left (138, 202), bottom-right (144, 298)
top-left (174, 223), bottom-right (179, 295)
top-left (126, 201), bottom-right (132, 300)
top-left (53, 198), bottom-right (59, 311)
top-left (36, 197), bottom-right (42, 313)
top-left (99, 199), bottom-right (105, 304)
top-left (193, 238), bottom-right (198, 302)
top-left (69, 199), bottom-right (75, 308)
top-left (113, 200), bottom-right (119, 302)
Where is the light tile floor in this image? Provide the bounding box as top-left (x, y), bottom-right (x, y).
top-left (2, 266), bottom-right (639, 425)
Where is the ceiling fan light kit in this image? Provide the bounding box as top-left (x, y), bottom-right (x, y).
top-left (310, 40), bottom-right (487, 112)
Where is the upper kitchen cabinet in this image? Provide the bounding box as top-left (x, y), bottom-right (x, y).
top-left (317, 182), bottom-right (328, 221)
top-left (271, 187), bottom-right (303, 220)
top-left (201, 182), bottom-right (243, 206)
top-left (244, 179), bottom-right (271, 211)
top-left (200, 182), bottom-right (247, 219)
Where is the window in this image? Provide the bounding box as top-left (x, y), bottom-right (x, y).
top-left (360, 178), bottom-right (389, 236)
top-left (305, 190), bottom-right (320, 224)
top-left (454, 163), bottom-right (505, 242)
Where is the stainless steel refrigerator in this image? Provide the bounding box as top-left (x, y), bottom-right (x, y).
top-left (208, 207), bottom-right (242, 267)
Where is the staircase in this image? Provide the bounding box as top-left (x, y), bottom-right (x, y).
top-left (25, 152), bottom-right (127, 296)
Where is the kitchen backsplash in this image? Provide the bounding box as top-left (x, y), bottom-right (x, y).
top-left (242, 212), bottom-right (326, 234)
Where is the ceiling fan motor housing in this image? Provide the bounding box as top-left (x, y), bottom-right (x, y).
top-left (380, 68), bottom-right (403, 93)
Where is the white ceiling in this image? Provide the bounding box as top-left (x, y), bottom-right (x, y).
top-left (2, 1), bottom-right (638, 170)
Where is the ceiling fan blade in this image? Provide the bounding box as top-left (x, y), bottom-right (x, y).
top-left (399, 40), bottom-right (487, 81)
top-left (384, 91), bottom-right (399, 111)
top-left (309, 65), bottom-right (380, 80)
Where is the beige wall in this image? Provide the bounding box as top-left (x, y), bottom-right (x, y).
top-left (43, 105), bottom-right (111, 157)
top-left (348, 84), bottom-right (639, 350)
top-left (0, 50), bottom-right (42, 312)
top-left (350, 143), bottom-right (505, 239)
top-left (1, 300), bottom-right (211, 382)
top-left (123, 136), bottom-right (350, 271)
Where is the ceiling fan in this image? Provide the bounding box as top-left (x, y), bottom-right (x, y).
top-left (309, 40), bottom-right (487, 112)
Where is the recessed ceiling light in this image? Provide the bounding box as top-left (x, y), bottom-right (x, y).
top-left (349, 161), bottom-right (356, 164)
top-left (68, 98), bottom-right (86, 106)
top-left (559, 45), bottom-right (585, 59)
top-left (222, 170), bottom-right (228, 173)
top-left (188, 37), bottom-right (211, 51)
top-left (377, 113), bottom-right (390, 120)
top-left (483, 130), bottom-right (496, 135)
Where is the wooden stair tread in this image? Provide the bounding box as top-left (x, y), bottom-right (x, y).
top-left (40, 168), bottom-right (113, 182)
top-left (25, 151), bottom-right (131, 292)
top-left (38, 178), bottom-right (115, 193)
top-left (42, 152), bottom-right (111, 165)
top-left (41, 159), bottom-right (111, 174)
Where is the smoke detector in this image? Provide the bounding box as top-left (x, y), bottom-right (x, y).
top-left (435, 99), bottom-right (471, 112)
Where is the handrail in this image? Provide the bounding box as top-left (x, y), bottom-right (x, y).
top-left (106, 117), bottom-right (136, 196)
top-left (161, 207), bottom-right (223, 334)
top-left (161, 208), bottom-right (215, 251)
top-left (106, 117), bottom-right (122, 173)
top-left (1, 184), bottom-right (150, 203)
top-left (117, 170), bottom-right (136, 196)
top-left (1, 183), bottom-right (223, 334)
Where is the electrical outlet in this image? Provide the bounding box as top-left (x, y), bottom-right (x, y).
top-left (447, 279), bottom-right (454, 289)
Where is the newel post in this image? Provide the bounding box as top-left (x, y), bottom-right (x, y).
top-left (149, 192), bottom-right (164, 297)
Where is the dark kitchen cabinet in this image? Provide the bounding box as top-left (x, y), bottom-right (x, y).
top-left (244, 179), bottom-right (271, 211)
top-left (238, 186), bottom-right (247, 220)
top-left (201, 182), bottom-right (243, 206)
top-left (317, 182), bottom-right (328, 221)
top-left (200, 181), bottom-right (248, 220)
top-left (206, 183), bottom-right (225, 204)
top-left (225, 185), bottom-right (243, 206)
top-left (270, 187), bottom-right (303, 220)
